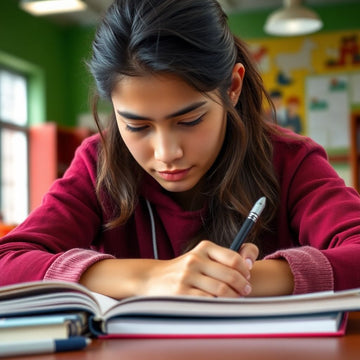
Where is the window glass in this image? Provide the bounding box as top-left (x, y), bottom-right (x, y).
top-left (0, 70), bottom-right (27, 126)
top-left (1, 129), bottom-right (28, 223)
top-left (0, 69), bottom-right (29, 224)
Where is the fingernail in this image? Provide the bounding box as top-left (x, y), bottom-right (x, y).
top-left (245, 258), bottom-right (253, 270)
top-left (244, 284), bottom-right (252, 296)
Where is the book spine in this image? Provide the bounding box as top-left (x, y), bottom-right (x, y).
top-left (87, 315), bottom-right (105, 337)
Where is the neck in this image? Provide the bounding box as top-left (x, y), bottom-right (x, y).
top-left (169, 182), bottom-right (206, 211)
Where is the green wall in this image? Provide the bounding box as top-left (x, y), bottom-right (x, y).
top-left (0, 1), bottom-right (360, 127)
top-left (64, 27), bottom-right (95, 126)
top-left (228, 3), bottom-right (360, 39)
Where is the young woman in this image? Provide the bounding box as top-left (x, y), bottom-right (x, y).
top-left (0, 0), bottom-right (359, 299)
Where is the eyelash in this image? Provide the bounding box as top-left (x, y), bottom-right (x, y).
top-left (125, 117), bottom-right (204, 133)
top-left (125, 125), bottom-right (148, 133)
top-left (181, 117), bottom-right (203, 127)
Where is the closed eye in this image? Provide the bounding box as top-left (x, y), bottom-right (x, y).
top-left (125, 124), bottom-right (149, 133)
top-left (179, 117), bottom-right (203, 127)
top-left (124, 116), bottom-right (204, 132)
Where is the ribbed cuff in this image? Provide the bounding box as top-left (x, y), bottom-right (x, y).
top-left (265, 246), bottom-right (334, 294)
top-left (44, 248), bottom-right (115, 283)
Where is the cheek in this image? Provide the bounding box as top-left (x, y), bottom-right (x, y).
top-left (193, 120), bottom-right (226, 157)
top-left (117, 126), bottom-right (149, 164)
top-left (126, 140), bottom-right (149, 165)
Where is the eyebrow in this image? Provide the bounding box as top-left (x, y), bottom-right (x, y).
top-left (117, 101), bottom-right (207, 121)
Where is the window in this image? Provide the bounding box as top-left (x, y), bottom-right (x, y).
top-left (0, 68), bottom-right (29, 224)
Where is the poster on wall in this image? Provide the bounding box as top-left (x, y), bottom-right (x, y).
top-left (248, 30), bottom-right (360, 141)
top-left (350, 73), bottom-right (360, 104)
top-left (306, 75), bottom-right (350, 150)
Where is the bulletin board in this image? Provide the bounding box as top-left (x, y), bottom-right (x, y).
top-left (305, 74), bottom-right (360, 151)
top-left (248, 30), bottom-right (360, 150)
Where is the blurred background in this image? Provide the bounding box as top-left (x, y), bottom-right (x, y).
top-left (0, 0), bottom-right (360, 230)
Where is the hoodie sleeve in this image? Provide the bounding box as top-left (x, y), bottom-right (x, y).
top-left (268, 133), bottom-right (360, 294)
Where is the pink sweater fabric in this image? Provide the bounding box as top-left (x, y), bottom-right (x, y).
top-left (1, 130), bottom-right (360, 294)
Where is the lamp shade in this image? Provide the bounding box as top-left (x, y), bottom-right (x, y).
top-left (20, 0), bottom-right (87, 16)
top-left (264, 0), bottom-right (323, 36)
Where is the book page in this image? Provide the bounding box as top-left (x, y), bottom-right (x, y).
top-left (1, 281), bottom-right (360, 324)
top-left (90, 292), bottom-right (121, 319)
top-left (100, 288), bottom-right (360, 321)
top-left (0, 281), bottom-right (102, 317)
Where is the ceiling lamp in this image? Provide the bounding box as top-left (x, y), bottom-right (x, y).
top-left (20, 0), bottom-right (87, 16)
top-left (264, 0), bottom-right (323, 36)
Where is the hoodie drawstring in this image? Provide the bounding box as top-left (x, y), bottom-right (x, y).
top-left (145, 199), bottom-right (159, 260)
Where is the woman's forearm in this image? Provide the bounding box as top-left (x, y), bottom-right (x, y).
top-left (79, 241), bottom-right (257, 299)
top-left (79, 254), bottom-right (294, 299)
top-left (79, 258), bottom-right (157, 298)
top-left (248, 259), bottom-right (294, 297)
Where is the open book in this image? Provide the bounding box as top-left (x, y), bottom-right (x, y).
top-left (1, 281), bottom-right (359, 338)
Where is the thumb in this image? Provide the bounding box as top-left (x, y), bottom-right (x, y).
top-left (238, 243), bottom-right (259, 270)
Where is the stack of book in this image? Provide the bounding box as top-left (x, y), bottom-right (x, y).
top-left (0, 312), bottom-right (87, 342)
top-left (1, 281), bottom-right (360, 340)
top-left (0, 285), bottom-right (92, 357)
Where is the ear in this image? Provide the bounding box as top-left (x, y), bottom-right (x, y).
top-left (228, 63), bottom-right (245, 106)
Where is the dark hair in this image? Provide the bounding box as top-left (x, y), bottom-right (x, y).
top-left (89, 0), bottom-right (279, 251)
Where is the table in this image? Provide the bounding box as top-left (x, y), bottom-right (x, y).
top-left (4, 312), bottom-right (360, 360)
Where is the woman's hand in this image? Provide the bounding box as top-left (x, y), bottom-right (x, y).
top-left (143, 240), bottom-right (259, 297)
top-left (80, 240), bottom-right (259, 299)
top-left (80, 241), bottom-right (294, 299)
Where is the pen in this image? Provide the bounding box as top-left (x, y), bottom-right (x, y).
top-left (0, 336), bottom-right (91, 358)
top-left (230, 196), bottom-right (266, 251)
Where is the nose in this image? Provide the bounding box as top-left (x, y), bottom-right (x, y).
top-left (153, 130), bottom-right (183, 164)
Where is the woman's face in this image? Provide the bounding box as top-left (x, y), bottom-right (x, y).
top-left (111, 73), bottom-right (227, 195)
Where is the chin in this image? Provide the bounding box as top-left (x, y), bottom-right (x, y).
top-left (158, 180), bottom-right (196, 193)
top-left (162, 184), bottom-right (192, 193)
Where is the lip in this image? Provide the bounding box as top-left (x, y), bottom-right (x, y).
top-left (157, 168), bottom-right (192, 181)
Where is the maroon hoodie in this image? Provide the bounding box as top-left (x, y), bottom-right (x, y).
top-left (1, 130), bottom-right (360, 294)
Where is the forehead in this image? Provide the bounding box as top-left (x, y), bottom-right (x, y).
top-left (112, 73), bottom-right (200, 99)
top-left (111, 73), bottom-right (221, 117)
